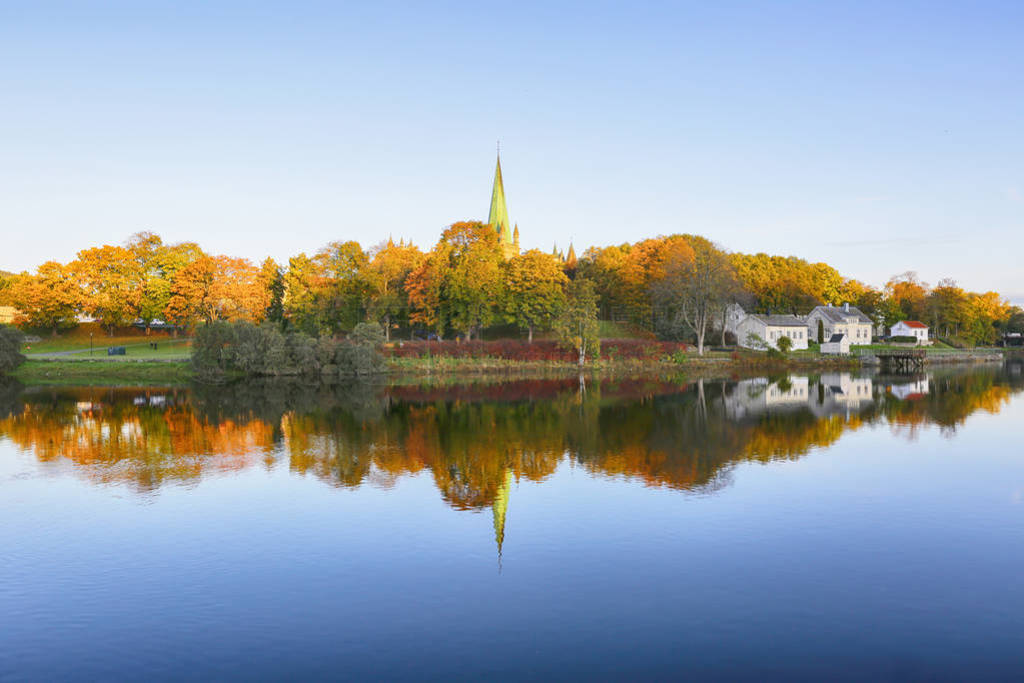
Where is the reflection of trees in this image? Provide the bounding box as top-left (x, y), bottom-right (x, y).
top-left (1, 367), bottom-right (1021, 503)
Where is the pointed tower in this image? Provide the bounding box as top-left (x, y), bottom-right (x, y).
top-left (488, 151), bottom-right (518, 259)
top-left (513, 224), bottom-right (520, 254)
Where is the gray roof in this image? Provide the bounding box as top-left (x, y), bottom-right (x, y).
top-left (811, 305), bottom-right (872, 324)
top-left (828, 333), bottom-right (847, 343)
top-left (752, 314), bottom-right (807, 328)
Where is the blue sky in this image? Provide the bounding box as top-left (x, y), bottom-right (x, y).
top-left (2, 1), bottom-right (1022, 300)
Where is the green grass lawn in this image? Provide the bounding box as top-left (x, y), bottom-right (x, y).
top-left (24, 337), bottom-right (192, 360)
top-left (12, 359), bottom-right (193, 385)
top-left (852, 340), bottom-right (991, 354)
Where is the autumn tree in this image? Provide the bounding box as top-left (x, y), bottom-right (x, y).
top-left (73, 245), bottom-right (143, 334)
top-left (208, 256), bottom-right (270, 322)
top-left (139, 241), bottom-right (205, 330)
top-left (315, 240), bottom-right (369, 332)
top-left (407, 222), bottom-right (504, 340)
top-left (885, 272), bottom-right (929, 322)
top-left (555, 278), bottom-right (600, 367)
top-left (165, 255), bottom-right (217, 327)
top-left (652, 238), bottom-right (735, 355)
top-left (8, 262), bottom-right (81, 335)
top-left (503, 249), bottom-right (568, 342)
top-left (363, 239), bottom-right (424, 341)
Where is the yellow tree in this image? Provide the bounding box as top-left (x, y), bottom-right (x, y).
top-left (364, 239), bottom-right (424, 341)
top-left (503, 249), bottom-right (568, 342)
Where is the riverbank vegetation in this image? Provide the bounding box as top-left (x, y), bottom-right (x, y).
top-left (190, 320), bottom-right (385, 382)
top-left (2, 229), bottom-right (1021, 361)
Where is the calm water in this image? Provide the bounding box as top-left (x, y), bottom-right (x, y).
top-left (2, 365), bottom-right (1024, 680)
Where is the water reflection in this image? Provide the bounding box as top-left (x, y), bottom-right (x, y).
top-left (1, 368), bottom-right (1020, 514)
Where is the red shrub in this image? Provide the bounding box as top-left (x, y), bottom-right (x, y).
top-left (387, 338), bottom-right (690, 362)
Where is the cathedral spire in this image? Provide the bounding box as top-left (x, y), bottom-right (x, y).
top-left (488, 152), bottom-right (512, 245)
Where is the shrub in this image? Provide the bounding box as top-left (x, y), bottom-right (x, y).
top-left (890, 335), bottom-right (918, 344)
top-left (0, 325), bottom-right (26, 374)
top-left (191, 320), bottom-right (385, 381)
top-left (776, 336), bottom-right (793, 354)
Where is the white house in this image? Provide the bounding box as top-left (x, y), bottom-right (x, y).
top-left (806, 303), bottom-right (873, 346)
top-left (820, 333), bottom-right (850, 355)
top-left (726, 305), bottom-right (809, 351)
top-left (890, 320), bottom-right (929, 345)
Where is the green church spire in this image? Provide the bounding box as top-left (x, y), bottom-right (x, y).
top-left (488, 151), bottom-right (514, 251)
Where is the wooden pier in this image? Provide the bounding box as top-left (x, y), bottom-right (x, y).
top-left (875, 349), bottom-right (926, 373)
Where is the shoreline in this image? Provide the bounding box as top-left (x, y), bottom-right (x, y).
top-left (5, 349), bottom-right (1005, 386)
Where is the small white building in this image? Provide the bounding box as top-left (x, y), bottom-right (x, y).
top-left (806, 303), bottom-right (874, 346)
top-left (890, 320), bottom-right (929, 344)
top-left (820, 333), bottom-right (850, 355)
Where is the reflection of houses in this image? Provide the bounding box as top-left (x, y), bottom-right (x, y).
top-left (813, 373), bottom-right (874, 414)
top-left (765, 377), bottom-right (810, 406)
top-left (725, 304), bottom-right (809, 350)
top-left (724, 373), bottom-right (875, 420)
top-left (889, 377), bottom-right (929, 400)
top-left (806, 303), bottom-right (873, 345)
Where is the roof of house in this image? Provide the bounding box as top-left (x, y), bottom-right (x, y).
top-left (827, 333), bottom-right (847, 343)
top-left (810, 305), bottom-right (872, 324)
top-left (897, 320), bottom-right (928, 329)
top-left (750, 314), bottom-right (807, 328)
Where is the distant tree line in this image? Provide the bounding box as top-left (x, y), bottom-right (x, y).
top-left (1, 226), bottom-right (1020, 355)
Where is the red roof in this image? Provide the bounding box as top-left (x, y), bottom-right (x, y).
top-left (899, 320), bottom-right (928, 329)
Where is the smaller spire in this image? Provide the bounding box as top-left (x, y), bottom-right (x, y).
top-left (387, 234), bottom-right (395, 248)
top-left (551, 242), bottom-right (559, 257)
top-left (566, 243), bottom-right (577, 268)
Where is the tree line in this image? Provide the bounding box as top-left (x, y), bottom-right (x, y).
top-left (1, 225), bottom-right (1020, 353)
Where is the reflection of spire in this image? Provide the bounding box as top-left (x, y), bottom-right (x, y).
top-left (493, 468), bottom-right (513, 571)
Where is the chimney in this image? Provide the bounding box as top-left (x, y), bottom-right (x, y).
top-left (843, 302), bottom-right (850, 312)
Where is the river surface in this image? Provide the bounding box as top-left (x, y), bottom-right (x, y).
top-left (2, 365), bottom-right (1024, 680)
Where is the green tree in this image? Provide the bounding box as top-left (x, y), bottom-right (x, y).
top-left (315, 240), bottom-right (369, 332)
top-left (259, 258), bottom-right (285, 324)
top-left (555, 279), bottom-right (600, 367)
top-left (0, 325), bottom-right (26, 374)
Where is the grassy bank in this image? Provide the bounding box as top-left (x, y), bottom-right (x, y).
top-left (12, 359), bottom-right (193, 385)
top-left (10, 346), bottom-right (1002, 387)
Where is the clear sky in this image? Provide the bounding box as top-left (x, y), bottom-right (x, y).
top-left (2, 1), bottom-right (1022, 300)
